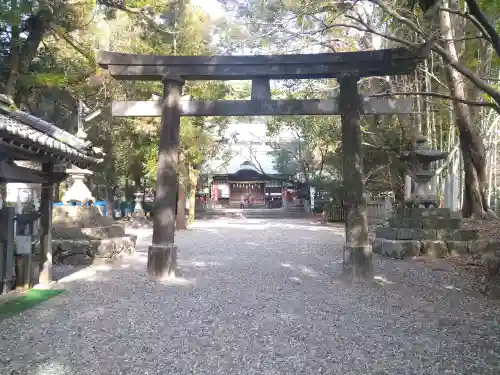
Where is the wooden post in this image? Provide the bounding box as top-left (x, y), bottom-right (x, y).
top-left (339, 75), bottom-right (372, 280)
top-left (39, 162), bottom-right (54, 285)
top-left (148, 75), bottom-right (184, 280)
top-left (0, 207), bottom-right (15, 293)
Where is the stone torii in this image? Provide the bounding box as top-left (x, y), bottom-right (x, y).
top-left (97, 47), bottom-right (426, 281)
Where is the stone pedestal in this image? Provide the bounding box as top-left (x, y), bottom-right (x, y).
top-left (48, 206), bottom-right (136, 267)
top-left (147, 244), bottom-right (177, 280)
top-left (372, 207), bottom-right (477, 259)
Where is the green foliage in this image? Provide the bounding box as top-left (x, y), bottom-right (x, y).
top-left (0, 0), bottom-right (230, 199)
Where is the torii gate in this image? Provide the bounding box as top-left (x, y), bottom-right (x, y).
top-left (97, 47), bottom-right (426, 281)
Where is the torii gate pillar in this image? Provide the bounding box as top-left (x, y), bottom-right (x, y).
top-left (339, 75), bottom-right (372, 279)
top-left (148, 75), bottom-right (184, 280)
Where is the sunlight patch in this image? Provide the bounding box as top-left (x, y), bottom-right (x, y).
top-left (443, 285), bottom-right (462, 291)
top-left (159, 276), bottom-right (194, 286)
top-left (299, 266), bottom-right (318, 277)
top-left (35, 361), bottom-right (72, 375)
top-left (373, 275), bottom-right (395, 285)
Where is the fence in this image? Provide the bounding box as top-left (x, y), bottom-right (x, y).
top-left (326, 196), bottom-right (393, 224)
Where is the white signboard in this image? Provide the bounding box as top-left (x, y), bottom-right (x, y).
top-left (310, 186), bottom-right (316, 210)
top-left (15, 236), bottom-right (32, 255)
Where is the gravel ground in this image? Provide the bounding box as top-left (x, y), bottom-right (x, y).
top-left (1, 218), bottom-right (500, 374)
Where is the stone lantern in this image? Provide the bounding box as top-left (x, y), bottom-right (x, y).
top-left (61, 127), bottom-right (95, 205)
top-left (400, 135), bottom-right (447, 208)
top-left (61, 167), bottom-right (95, 205)
top-left (133, 192), bottom-right (145, 215)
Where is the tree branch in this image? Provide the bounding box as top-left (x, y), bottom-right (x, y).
top-left (439, 6), bottom-right (492, 44)
top-left (463, 0), bottom-right (500, 58)
top-left (363, 0), bottom-right (500, 110)
top-left (369, 91), bottom-right (500, 113)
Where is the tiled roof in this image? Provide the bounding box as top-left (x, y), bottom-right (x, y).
top-left (0, 101), bottom-right (103, 167)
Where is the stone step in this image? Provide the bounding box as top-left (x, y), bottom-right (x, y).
top-left (373, 238), bottom-right (474, 259)
top-left (376, 227), bottom-right (478, 241)
top-left (52, 226), bottom-right (87, 240)
top-left (372, 238), bottom-right (421, 259)
top-left (53, 224), bottom-right (126, 240)
top-left (81, 225), bottom-right (126, 239)
top-left (388, 217), bottom-right (461, 229)
top-left (396, 207), bottom-right (461, 219)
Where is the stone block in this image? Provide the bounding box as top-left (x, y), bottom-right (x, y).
top-left (388, 217), bottom-right (421, 228)
top-left (457, 229), bottom-right (478, 241)
top-left (375, 227), bottom-right (398, 240)
top-left (128, 234), bottom-right (138, 245)
top-left (52, 239), bottom-right (91, 265)
top-left (481, 243), bottom-right (500, 276)
top-left (381, 239), bottom-right (402, 258)
top-left (377, 239), bottom-right (421, 259)
top-left (397, 207), bottom-right (426, 218)
top-left (400, 240), bottom-right (422, 258)
top-left (81, 224), bottom-right (126, 239)
top-left (89, 236), bottom-right (136, 259)
top-left (421, 208), bottom-right (451, 218)
top-left (421, 240), bottom-right (449, 258)
top-left (435, 229), bottom-right (458, 240)
top-left (450, 211), bottom-right (462, 219)
top-left (421, 217), bottom-right (461, 229)
top-left (447, 241), bottom-right (470, 255)
top-left (52, 226), bottom-right (86, 240)
top-left (398, 228), bottom-right (437, 240)
top-left (397, 228), bottom-right (420, 240)
top-left (469, 240), bottom-right (494, 254)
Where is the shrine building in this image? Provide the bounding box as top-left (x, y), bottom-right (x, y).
top-left (210, 161), bottom-right (293, 208)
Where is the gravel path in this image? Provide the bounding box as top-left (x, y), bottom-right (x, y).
top-left (1, 218), bottom-right (500, 374)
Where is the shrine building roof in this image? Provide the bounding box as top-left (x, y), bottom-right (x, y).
top-left (0, 96), bottom-right (104, 168)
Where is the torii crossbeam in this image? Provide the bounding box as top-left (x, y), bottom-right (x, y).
top-left (97, 47), bottom-right (427, 282)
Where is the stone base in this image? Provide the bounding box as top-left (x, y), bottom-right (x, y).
top-left (50, 235), bottom-right (137, 266)
top-left (372, 238), bottom-right (421, 259)
top-left (376, 227), bottom-right (478, 241)
top-left (53, 205), bottom-right (117, 227)
top-left (342, 245), bottom-right (373, 279)
top-left (147, 244), bottom-right (177, 280)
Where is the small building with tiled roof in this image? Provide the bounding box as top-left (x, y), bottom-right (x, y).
top-left (0, 94), bottom-right (103, 292)
top-left (0, 95), bottom-right (103, 184)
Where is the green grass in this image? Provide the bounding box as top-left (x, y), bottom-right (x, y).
top-left (0, 289), bottom-right (65, 321)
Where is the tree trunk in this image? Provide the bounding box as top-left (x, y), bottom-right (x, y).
top-left (188, 168), bottom-right (199, 224)
top-left (176, 178), bottom-right (187, 230)
top-left (439, 4), bottom-right (491, 218)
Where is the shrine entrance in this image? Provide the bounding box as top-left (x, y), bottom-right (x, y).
top-left (97, 47), bottom-right (427, 281)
